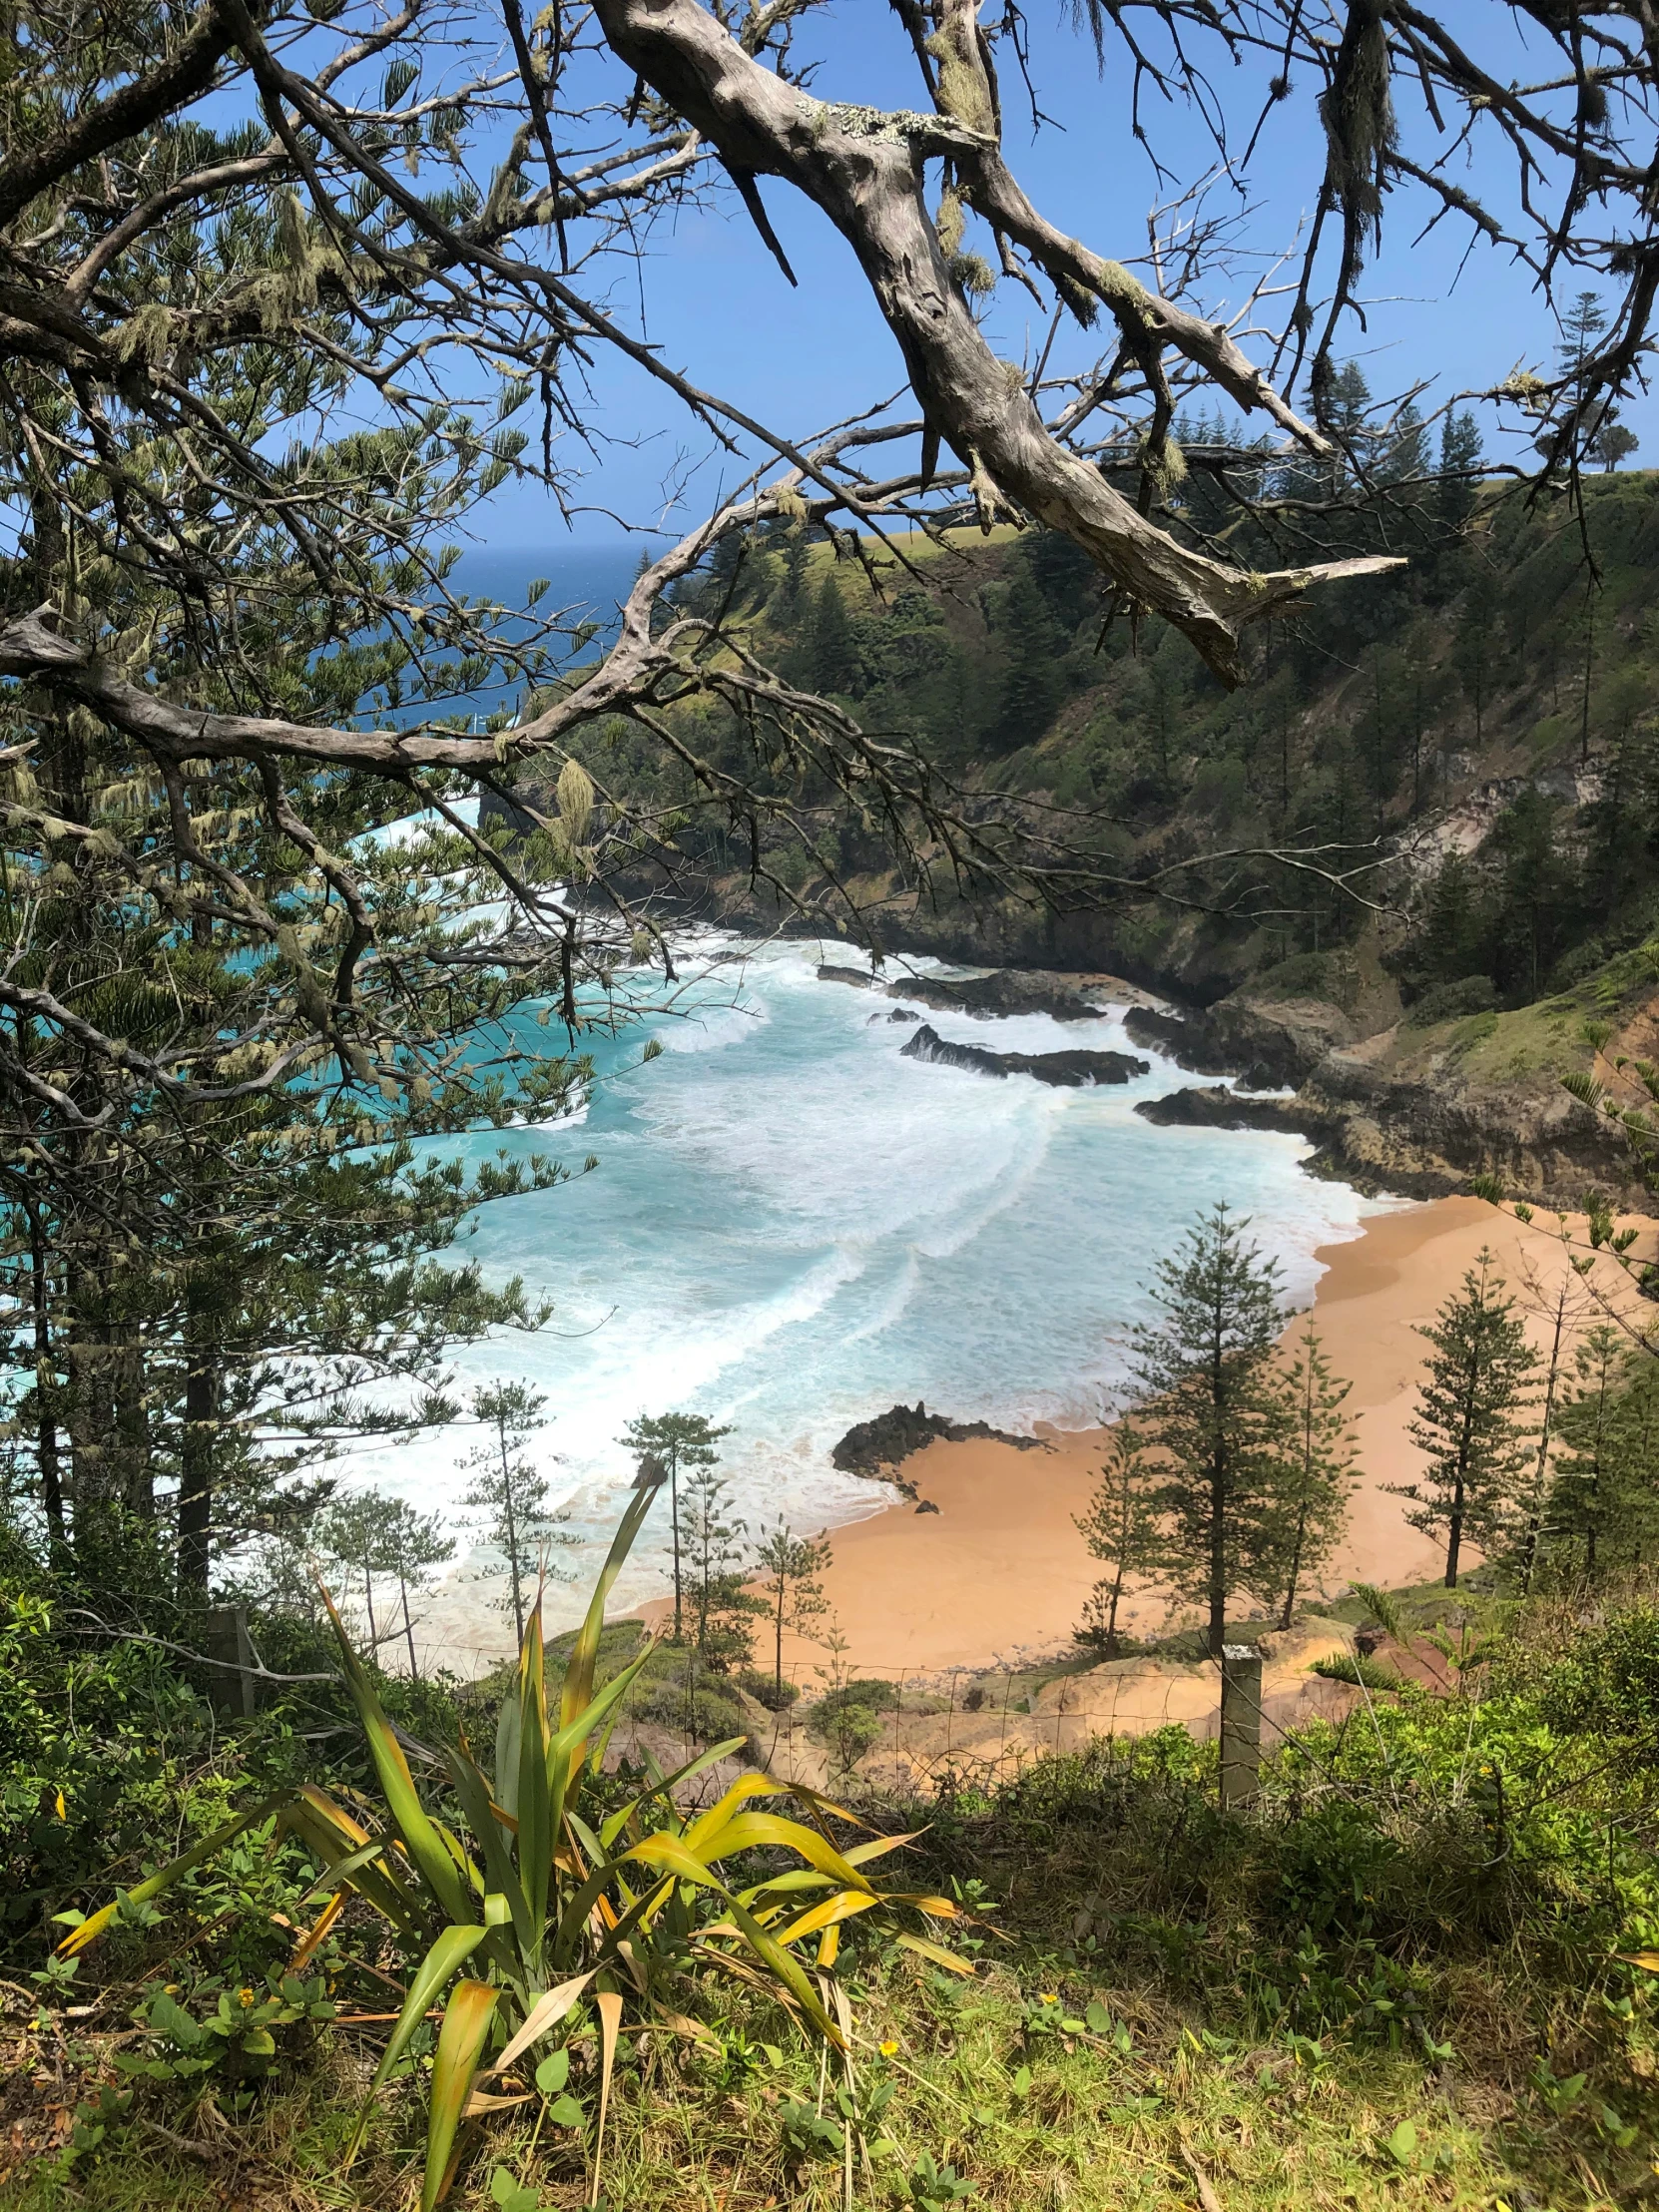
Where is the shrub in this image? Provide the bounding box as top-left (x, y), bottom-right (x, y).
top-left (736, 1668), bottom-right (800, 1712)
top-left (1535, 1604), bottom-right (1659, 1756)
top-left (1404, 974), bottom-right (1496, 1026)
top-left (808, 1679), bottom-right (899, 1768)
top-left (57, 1493), bottom-right (962, 2210)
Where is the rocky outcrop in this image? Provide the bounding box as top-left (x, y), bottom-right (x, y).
top-left (1136, 1086), bottom-right (1315, 1138)
top-left (830, 1400), bottom-right (1040, 1480)
top-left (1122, 987), bottom-right (1654, 1205)
top-left (900, 1024), bottom-right (1149, 1088)
top-left (822, 960), bottom-right (1122, 1022)
top-left (1124, 994), bottom-right (1351, 1089)
top-left (1293, 1045), bottom-right (1641, 1205)
top-left (882, 968), bottom-right (1106, 1021)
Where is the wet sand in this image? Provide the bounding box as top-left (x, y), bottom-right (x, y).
top-left (773, 1197), bottom-right (1651, 1681)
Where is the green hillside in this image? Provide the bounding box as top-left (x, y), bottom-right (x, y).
top-left (527, 470), bottom-right (1659, 1037)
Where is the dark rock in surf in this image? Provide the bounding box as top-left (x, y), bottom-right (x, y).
top-left (883, 970), bottom-right (1102, 1021)
top-left (830, 1399), bottom-right (1041, 1484)
top-left (1124, 999), bottom-right (1346, 1091)
top-left (1134, 1086), bottom-right (1313, 1136)
top-left (899, 1023), bottom-right (1149, 1088)
top-left (820, 963), bottom-right (876, 989)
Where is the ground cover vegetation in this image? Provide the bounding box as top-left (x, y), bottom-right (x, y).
top-left (7, 0), bottom-right (1659, 2205)
top-left (6, 1471), bottom-right (1659, 2209)
top-left (6, 1206), bottom-right (1659, 2205)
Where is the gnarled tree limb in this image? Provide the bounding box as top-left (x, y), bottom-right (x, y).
top-left (585, 0), bottom-right (1401, 683)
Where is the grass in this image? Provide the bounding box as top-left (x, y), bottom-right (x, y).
top-left (7, 1574), bottom-right (1658, 2212)
top-left (0, 1951), bottom-right (1615, 2212)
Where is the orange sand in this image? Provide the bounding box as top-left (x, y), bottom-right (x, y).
top-left (771, 1197), bottom-right (1652, 1682)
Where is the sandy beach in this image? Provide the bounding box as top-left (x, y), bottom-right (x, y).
top-left (770, 1195), bottom-right (1653, 1682)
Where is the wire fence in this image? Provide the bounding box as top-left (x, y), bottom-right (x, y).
top-left (343, 1620), bottom-right (1360, 1806)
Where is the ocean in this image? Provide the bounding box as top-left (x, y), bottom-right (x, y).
top-left (335, 935), bottom-right (1390, 1645)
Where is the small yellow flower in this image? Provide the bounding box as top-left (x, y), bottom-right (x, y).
top-left (879, 2039), bottom-right (899, 2057)
top-left (53, 1790), bottom-right (66, 1819)
top-left (1039, 1991), bottom-right (1059, 2005)
top-left (239, 1986), bottom-right (254, 2005)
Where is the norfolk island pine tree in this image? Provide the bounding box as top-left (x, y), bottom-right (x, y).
top-left (1129, 1203), bottom-right (1295, 1658)
top-left (620, 1411), bottom-right (732, 1643)
top-left (1390, 1250), bottom-right (1538, 1589)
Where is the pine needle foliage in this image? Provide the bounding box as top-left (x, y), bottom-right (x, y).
top-left (1129, 1204), bottom-right (1294, 1656)
top-left (1390, 1250), bottom-right (1538, 1588)
top-left (1073, 1423), bottom-right (1163, 1654)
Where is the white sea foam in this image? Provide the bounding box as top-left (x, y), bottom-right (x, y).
top-left (335, 938), bottom-right (1392, 1626)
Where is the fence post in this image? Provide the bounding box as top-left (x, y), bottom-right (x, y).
top-left (1219, 1644), bottom-right (1263, 1810)
top-left (204, 1604), bottom-right (258, 1720)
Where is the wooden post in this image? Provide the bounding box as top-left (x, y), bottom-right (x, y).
top-left (204, 1604), bottom-right (257, 1719)
top-left (1219, 1645), bottom-right (1263, 1810)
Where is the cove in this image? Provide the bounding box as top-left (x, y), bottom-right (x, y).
top-left (339, 937), bottom-right (1391, 1632)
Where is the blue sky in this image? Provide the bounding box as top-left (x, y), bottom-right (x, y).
top-left (471, 3), bottom-right (1640, 555)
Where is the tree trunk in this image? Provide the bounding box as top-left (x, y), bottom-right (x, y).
top-left (1279, 1497), bottom-right (1308, 1631)
top-left (178, 1278), bottom-right (220, 1598)
top-left (401, 1572), bottom-right (420, 1681)
top-left (1105, 1558), bottom-right (1127, 1657)
top-left (501, 1418), bottom-right (523, 1644)
top-left (671, 1451), bottom-right (683, 1643)
top-left (1445, 1475), bottom-right (1464, 1589)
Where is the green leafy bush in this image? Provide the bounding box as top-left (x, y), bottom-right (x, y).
top-left (1404, 975), bottom-right (1497, 1026)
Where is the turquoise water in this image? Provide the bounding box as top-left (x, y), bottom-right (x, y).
top-left (340, 937), bottom-right (1386, 1624)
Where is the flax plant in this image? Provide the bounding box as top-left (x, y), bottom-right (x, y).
top-left (59, 1487), bottom-right (961, 2206)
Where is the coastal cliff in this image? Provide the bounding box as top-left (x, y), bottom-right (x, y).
top-left (1127, 985), bottom-right (1649, 1206)
top-left (484, 476), bottom-right (1659, 1215)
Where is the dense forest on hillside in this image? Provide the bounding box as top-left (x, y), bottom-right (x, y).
top-left (520, 421), bottom-right (1659, 1029)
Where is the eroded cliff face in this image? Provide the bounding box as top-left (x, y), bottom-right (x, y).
top-left (1129, 989), bottom-right (1651, 1210)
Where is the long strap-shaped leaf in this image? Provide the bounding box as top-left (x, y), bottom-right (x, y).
top-left (541, 1641), bottom-right (656, 1896)
top-left (687, 1811), bottom-right (878, 1895)
top-left (57, 1789), bottom-right (293, 1957)
top-left (422, 1978), bottom-right (500, 2212)
top-left (770, 1891), bottom-right (883, 1947)
top-left (620, 1835), bottom-right (840, 2045)
top-left (494, 1682), bottom-right (522, 1822)
top-left (598, 1736), bottom-right (749, 1851)
top-left (343, 1922), bottom-right (490, 2165)
top-left (318, 1581), bottom-right (472, 1929)
top-left (514, 1602), bottom-right (555, 1947)
top-left (721, 1891), bottom-right (844, 2046)
top-left (559, 1481), bottom-right (657, 1741)
top-left (589, 1988), bottom-right (624, 2210)
top-left (488, 1971), bottom-right (595, 2078)
top-left (281, 1786), bottom-right (426, 1936)
top-left (442, 1743), bottom-right (535, 1962)
top-left (677, 1769), bottom-right (796, 1856)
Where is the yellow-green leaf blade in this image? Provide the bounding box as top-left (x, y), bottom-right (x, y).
top-left (421, 1978), bottom-right (500, 2212)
